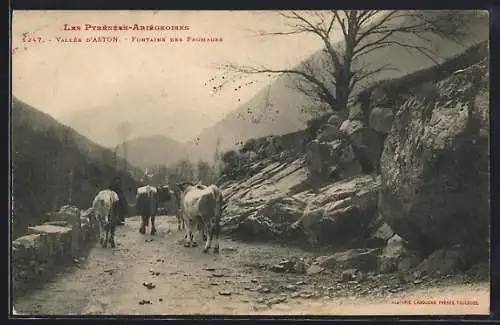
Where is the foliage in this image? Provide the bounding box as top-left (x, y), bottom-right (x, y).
top-left (12, 121), bottom-right (139, 239)
top-left (147, 158), bottom-right (218, 187)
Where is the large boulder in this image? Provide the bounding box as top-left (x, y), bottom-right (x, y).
top-left (378, 234), bottom-right (420, 274)
top-left (317, 124), bottom-right (343, 142)
top-left (291, 175), bottom-right (380, 247)
top-left (379, 58), bottom-right (490, 256)
top-left (306, 138), bottom-right (363, 180)
top-left (412, 246), bottom-right (466, 277)
top-left (339, 119), bottom-right (364, 135)
top-left (220, 158), bottom-right (310, 240)
top-left (226, 196), bottom-right (307, 241)
top-left (306, 139), bottom-right (328, 175)
top-left (340, 119), bottom-right (385, 173)
top-left (369, 107), bottom-right (394, 134)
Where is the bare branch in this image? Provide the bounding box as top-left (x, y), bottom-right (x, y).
top-left (333, 11), bottom-right (348, 39)
top-left (354, 11), bottom-right (401, 46)
top-left (350, 64), bottom-right (399, 91)
top-left (216, 61), bottom-right (337, 109)
top-left (212, 9), bottom-right (481, 118)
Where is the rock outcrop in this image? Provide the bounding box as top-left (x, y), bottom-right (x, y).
top-left (220, 159), bottom-right (381, 249)
top-left (378, 57), bottom-right (490, 257)
top-left (291, 175), bottom-right (381, 247)
top-left (217, 41), bottom-right (489, 277)
top-left (221, 158), bottom-right (310, 240)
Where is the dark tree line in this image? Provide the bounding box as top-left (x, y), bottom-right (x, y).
top-left (12, 122), bottom-right (139, 239)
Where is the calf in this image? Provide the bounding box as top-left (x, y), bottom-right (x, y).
top-left (136, 185), bottom-right (159, 235)
top-left (92, 189), bottom-right (120, 248)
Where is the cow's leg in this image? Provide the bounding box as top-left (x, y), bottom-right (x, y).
top-left (97, 214), bottom-right (106, 247)
top-left (213, 220), bottom-right (221, 254)
top-left (200, 219), bottom-right (208, 242)
top-left (103, 222), bottom-right (109, 248)
top-left (99, 225), bottom-right (105, 247)
top-left (183, 216), bottom-right (188, 239)
top-left (184, 219), bottom-right (195, 247)
top-left (139, 215), bottom-right (146, 234)
top-left (109, 219), bottom-right (117, 248)
top-left (177, 215), bottom-right (182, 231)
top-left (151, 214), bottom-right (157, 235)
top-left (190, 223), bottom-right (196, 247)
top-left (203, 220), bottom-right (214, 253)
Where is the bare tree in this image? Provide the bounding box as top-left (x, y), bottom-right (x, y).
top-left (117, 122), bottom-right (132, 173)
top-left (212, 10), bottom-right (481, 116)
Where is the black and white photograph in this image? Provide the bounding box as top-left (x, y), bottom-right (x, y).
top-left (10, 10), bottom-right (491, 316)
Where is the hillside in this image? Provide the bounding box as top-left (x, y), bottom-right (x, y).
top-left (184, 12), bottom-right (489, 162)
top-left (11, 97), bottom-right (141, 238)
top-left (117, 135), bottom-right (189, 170)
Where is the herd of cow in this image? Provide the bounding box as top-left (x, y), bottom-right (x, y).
top-left (91, 181), bottom-right (225, 254)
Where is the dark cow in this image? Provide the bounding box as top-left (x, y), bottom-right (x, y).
top-left (136, 185), bottom-right (159, 235)
top-left (157, 184), bottom-right (185, 231)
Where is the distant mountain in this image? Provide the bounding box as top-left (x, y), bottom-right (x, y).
top-left (184, 12), bottom-right (489, 162)
top-left (11, 97), bottom-right (141, 238)
top-left (57, 99), bottom-right (215, 149)
top-left (117, 135), bottom-right (189, 170)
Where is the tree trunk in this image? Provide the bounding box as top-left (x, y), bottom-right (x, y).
top-left (335, 69), bottom-right (350, 119)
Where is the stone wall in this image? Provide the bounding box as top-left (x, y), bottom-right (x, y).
top-left (11, 205), bottom-right (99, 297)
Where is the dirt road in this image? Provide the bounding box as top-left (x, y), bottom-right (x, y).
top-left (13, 216), bottom-right (490, 316)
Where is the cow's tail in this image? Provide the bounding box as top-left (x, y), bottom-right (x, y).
top-left (209, 186), bottom-right (223, 237)
top-left (110, 197), bottom-right (121, 225)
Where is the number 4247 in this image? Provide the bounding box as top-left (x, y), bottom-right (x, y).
top-left (23, 36), bottom-right (43, 43)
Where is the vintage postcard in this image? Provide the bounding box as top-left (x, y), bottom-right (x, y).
top-left (10, 10), bottom-right (491, 316)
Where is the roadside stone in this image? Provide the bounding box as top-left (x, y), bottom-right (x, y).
top-left (269, 296), bottom-right (287, 305)
top-left (269, 264), bottom-right (287, 273)
top-left (306, 264), bottom-right (325, 275)
top-left (341, 269), bottom-right (358, 282)
top-left (317, 248), bottom-right (382, 273)
top-left (256, 285), bottom-right (271, 293)
top-left (253, 304), bottom-right (269, 311)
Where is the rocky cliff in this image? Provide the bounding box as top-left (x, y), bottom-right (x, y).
top-left (218, 41), bottom-right (490, 278)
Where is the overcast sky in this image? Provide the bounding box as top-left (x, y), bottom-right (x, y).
top-left (12, 10), bottom-right (336, 141)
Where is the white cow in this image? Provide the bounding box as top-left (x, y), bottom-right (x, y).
top-left (92, 189), bottom-right (120, 248)
top-left (177, 182), bottom-right (224, 253)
